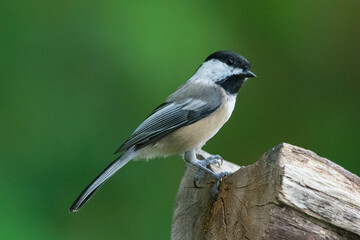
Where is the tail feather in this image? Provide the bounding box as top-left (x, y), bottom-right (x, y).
top-left (69, 147), bottom-right (136, 212)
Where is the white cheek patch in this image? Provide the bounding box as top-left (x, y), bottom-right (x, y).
top-left (231, 67), bottom-right (243, 75)
top-left (188, 59), bottom-right (243, 84)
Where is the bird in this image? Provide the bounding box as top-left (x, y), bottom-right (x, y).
top-left (69, 50), bottom-right (256, 212)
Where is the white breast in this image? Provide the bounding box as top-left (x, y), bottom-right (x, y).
top-left (223, 96), bottom-right (236, 122)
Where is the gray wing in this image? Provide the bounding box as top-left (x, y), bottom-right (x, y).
top-left (115, 97), bottom-right (221, 153)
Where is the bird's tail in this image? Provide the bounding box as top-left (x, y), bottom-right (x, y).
top-left (69, 146), bottom-right (136, 212)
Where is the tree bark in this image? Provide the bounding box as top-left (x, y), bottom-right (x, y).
top-left (171, 143), bottom-right (360, 240)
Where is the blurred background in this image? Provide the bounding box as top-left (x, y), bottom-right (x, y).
top-left (1, 0), bottom-right (360, 239)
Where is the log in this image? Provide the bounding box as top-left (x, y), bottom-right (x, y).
top-left (171, 143), bottom-right (360, 240)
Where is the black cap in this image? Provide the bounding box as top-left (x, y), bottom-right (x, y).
top-left (205, 51), bottom-right (251, 70)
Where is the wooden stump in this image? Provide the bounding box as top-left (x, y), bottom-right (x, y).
top-left (171, 143), bottom-right (360, 240)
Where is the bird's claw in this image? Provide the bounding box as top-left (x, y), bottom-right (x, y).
top-left (193, 155), bottom-right (224, 187)
top-left (193, 169), bottom-right (204, 188)
top-left (202, 154), bottom-right (223, 168)
top-left (211, 171), bottom-right (232, 200)
top-left (214, 171), bottom-right (231, 180)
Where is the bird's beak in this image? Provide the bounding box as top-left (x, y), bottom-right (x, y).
top-left (245, 70), bottom-right (256, 78)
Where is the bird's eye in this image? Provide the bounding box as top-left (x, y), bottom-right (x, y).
top-left (227, 59), bottom-right (234, 65)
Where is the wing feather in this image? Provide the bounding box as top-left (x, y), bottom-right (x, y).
top-left (115, 98), bottom-right (220, 153)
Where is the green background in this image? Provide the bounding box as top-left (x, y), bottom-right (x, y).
top-left (1, 0), bottom-right (359, 239)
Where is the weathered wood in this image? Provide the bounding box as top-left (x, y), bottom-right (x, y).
top-left (171, 143), bottom-right (360, 240)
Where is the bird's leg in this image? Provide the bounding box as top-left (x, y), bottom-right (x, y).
top-left (193, 169), bottom-right (205, 187)
top-left (184, 150), bottom-right (217, 175)
top-left (196, 149), bottom-right (223, 167)
top-left (184, 150), bottom-right (229, 191)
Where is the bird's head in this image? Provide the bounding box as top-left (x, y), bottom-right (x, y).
top-left (190, 51), bottom-right (256, 95)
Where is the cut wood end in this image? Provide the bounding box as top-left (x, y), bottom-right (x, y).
top-left (172, 143), bottom-right (360, 240)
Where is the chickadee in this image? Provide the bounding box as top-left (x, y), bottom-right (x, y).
top-left (69, 51), bottom-right (256, 212)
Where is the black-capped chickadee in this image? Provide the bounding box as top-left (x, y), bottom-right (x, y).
top-left (69, 51), bottom-right (256, 212)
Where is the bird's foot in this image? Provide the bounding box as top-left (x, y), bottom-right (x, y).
top-left (203, 154), bottom-right (223, 167)
top-left (193, 169), bottom-right (205, 187)
top-left (211, 171), bottom-right (232, 200)
top-left (193, 155), bottom-right (224, 187)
